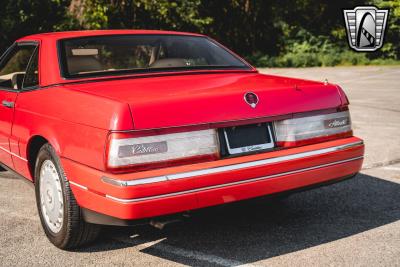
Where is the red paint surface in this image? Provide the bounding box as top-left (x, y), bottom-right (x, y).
top-left (0, 31), bottom-right (364, 221)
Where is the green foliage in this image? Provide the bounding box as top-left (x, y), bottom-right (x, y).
top-left (246, 22), bottom-right (399, 68)
top-left (75, 0), bottom-right (212, 31)
top-left (80, 0), bottom-right (109, 29)
top-left (0, 0), bottom-right (399, 67)
top-left (245, 0), bottom-right (400, 67)
top-left (0, 0), bottom-right (78, 53)
top-left (372, 0), bottom-right (400, 60)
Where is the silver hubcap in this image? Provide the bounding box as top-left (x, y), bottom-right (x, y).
top-left (39, 160), bottom-right (64, 233)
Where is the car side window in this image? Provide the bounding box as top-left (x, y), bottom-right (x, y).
top-left (0, 44), bottom-right (37, 90)
top-left (23, 47), bottom-right (39, 89)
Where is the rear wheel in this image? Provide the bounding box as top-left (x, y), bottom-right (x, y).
top-left (34, 143), bottom-right (100, 249)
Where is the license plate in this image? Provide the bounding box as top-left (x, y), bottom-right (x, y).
top-left (223, 123), bottom-right (275, 155)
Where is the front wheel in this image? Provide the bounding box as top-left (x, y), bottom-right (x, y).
top-left (34, 143), bottom-right (100, 249)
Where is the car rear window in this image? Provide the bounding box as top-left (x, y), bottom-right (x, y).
top-left (58, 35), bottom-right (250, 78)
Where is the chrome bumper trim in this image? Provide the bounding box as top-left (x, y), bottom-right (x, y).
top-left (69, 181), bottom-right (88, 190)
top-left (101, 141), bottom-right (364, 187)
top-left (105, 156), bottom-right (363, 203)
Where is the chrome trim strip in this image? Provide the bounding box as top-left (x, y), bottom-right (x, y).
top-left (102, 175), bottom-right (167, 187)
top-left (0, 146), bottom-right (28, 162)
top-left (102, 141), bottom-right (364, 187)
top-left (69, 181), bottom-right (88, 190)
top-left (105, 156), bottom-right (363, 203)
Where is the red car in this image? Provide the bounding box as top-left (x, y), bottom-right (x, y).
top-left (0, 30), bottom-right (364, 249)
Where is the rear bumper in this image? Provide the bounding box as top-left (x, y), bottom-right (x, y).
top-left (62, 137), bottom-right (364, 221)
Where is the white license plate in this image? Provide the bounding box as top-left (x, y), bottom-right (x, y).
top-left (223, 124), bottom-right (275, 155)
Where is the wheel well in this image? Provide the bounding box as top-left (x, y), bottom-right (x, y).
top-left (27, 136), bottom-right (48, 181)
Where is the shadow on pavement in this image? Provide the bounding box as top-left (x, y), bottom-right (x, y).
top-left (80, 173), bottom-right (400, 266)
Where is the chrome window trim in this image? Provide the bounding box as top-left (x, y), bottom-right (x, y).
top-left (101, 141), bottom-right (363, 187)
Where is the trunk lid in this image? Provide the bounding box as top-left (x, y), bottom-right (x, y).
top-left (66, 72), bottom-right (343, 130)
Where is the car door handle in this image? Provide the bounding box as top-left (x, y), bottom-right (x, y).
top-left (2, 100), bottom-right (14, 108)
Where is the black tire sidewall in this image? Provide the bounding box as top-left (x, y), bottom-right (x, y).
top-left (34, 144), bottom-right (70, 247)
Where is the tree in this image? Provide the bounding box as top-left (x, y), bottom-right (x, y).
top-left (0, 0), bottom-right (398, 65)
top-left (373, 0), bottom-right (400, 59)
top-left (69, 0), bottom-right (212, 31)
top-left (0, 0), bottom-right (78, 54)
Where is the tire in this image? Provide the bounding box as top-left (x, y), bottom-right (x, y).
top-left (34, 143), bottom-right (101, 249)
top-left (0, 164), bottom-right (6, 172)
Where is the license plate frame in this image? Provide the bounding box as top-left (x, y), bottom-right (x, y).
top-left (223, 123), bottom-right (275, 155)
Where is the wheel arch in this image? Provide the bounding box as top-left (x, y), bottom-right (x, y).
top-left (26, 134), bottom-right (61, 182)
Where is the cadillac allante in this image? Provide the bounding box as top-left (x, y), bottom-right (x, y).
top-left (0, 30), bottom-right (364, 249)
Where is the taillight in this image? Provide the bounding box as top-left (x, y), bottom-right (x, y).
top-left (106, 129), bottom-right (219, 172)
top-left (273, 110), bottom-right (352, 147)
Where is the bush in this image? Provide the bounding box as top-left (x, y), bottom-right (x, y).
top-left (246, 28), bottom-right (399, 68)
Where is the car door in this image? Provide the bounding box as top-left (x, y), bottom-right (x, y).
top-left (0, 42), bottom-right (38, 169)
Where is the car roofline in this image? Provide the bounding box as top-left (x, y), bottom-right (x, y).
top-left (16, 30), bottom-right (206, 42)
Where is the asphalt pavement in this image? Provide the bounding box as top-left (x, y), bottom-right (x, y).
top-left (1, 66), bottom-right (399, 266)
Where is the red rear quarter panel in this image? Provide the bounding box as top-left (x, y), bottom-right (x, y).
top-left (12, 86), bottom-right (133, 179)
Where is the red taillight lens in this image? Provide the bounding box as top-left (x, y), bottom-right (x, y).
top-left (106, 129), bottom-right (219, 172)
top-left (273, 110), bottom-right (353, 147)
